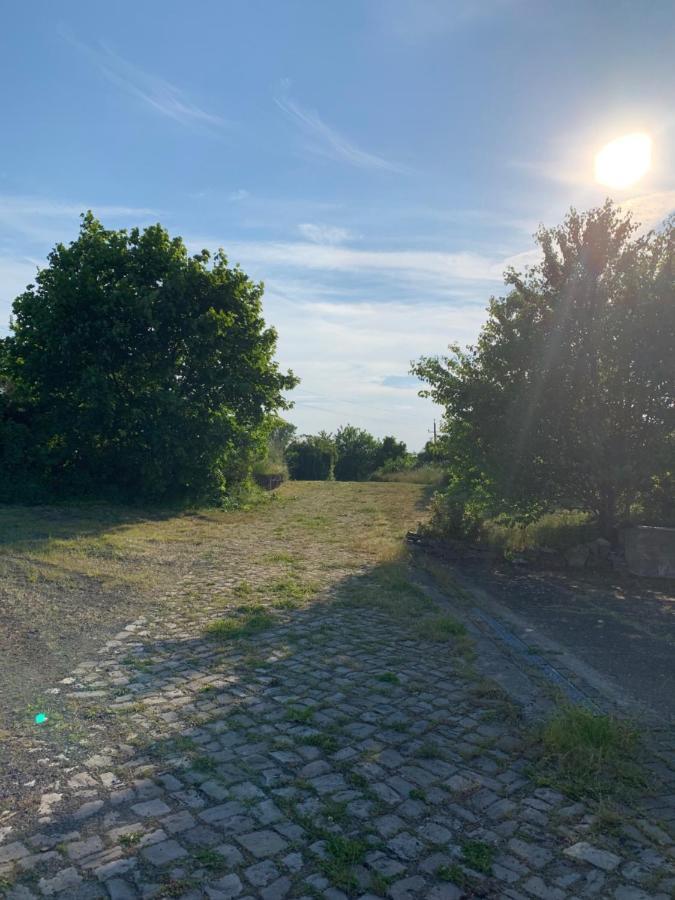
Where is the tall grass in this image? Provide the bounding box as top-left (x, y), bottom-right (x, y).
top-left (251, 458), bottom-right (288, 478)
top-left (533, 704), bottom-right (645, 801)
top-left (371, 464), bottom-right (445, 485)
top-left (481, 510), bottom-right (599, 553)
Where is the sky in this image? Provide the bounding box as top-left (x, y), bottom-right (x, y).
top-left (1, 1), bottom-right (674, 449)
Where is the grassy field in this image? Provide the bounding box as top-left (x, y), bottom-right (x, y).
top-left (0, 482), bottom-right (428, 731)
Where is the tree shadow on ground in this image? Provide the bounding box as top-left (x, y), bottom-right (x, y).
top-left (0, 558), bottom-right (488, 900)
top-left (451, 558), bottom-right (675, 723)
top-left (413, 483), bottom-right (441, 513)
top-left (0, 503), bottom-right (186, 552)
top-left (3, 553), bottom-right (672, 898)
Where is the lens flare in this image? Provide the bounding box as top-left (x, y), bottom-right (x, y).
top-left (595, 133), bottom-right (652, 190)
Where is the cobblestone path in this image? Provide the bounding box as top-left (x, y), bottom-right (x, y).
top-left (1, 485), bottom-right (674, 899)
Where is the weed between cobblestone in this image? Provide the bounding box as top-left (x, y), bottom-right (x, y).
top-left (460, 838), bottom-right (495, 873)
top-left (321, 834), bottom-right (368, 892)
top-left (531, 703), bottom-right (647, 802)
top-left (204, 609), bottom-right (276, 641)
top-left (1, 484), bottom-right (673, 899)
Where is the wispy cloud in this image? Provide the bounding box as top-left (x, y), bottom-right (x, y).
top-left (0, 195), bottom-right (159, 244)
top-left (265, 293), bottom-right (487, 446)
top-left (297, 223), bottom-right (353, 245)
top-left (275, 88), bottom-right (407, 173)
top-left (62, 30), bottom-right (226, 132)
top-left (215, 239), bottom-right (510, 284)
top-left (619, 190), bottom-right (675, 230)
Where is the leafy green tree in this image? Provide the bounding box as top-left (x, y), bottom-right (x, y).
top-left (0, 213), bottom-right (297, 501)
top-left (416, 439), bottom-right (443, 466)
top-left (413, 202), bottom-right (674, 540)
top-left (0, 360), bottom-right (44, 500)
top-left (286, 432), bottom-right (336, 480)
top-left (333, 425), bottom-right (380, 481)
top-left (375, 435), bottom-right (408, 469)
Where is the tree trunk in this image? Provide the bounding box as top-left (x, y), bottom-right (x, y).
top-left (598, 486), bottom-right (618, 545)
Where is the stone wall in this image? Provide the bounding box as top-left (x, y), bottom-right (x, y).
top-left (623, 525), bottom-right (675, 578)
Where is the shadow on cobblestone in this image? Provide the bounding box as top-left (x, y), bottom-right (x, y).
top-left (1, 490), bottom-right (674, 899)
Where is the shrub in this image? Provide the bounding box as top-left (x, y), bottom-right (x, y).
top-left (286, 433), bottom-right (336, 480)
top-left (426, 482), bottom-right (488, 541)
top-left (633, 471), bottom-right (675, 526)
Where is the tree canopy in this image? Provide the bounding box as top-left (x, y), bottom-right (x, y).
top-left (285, 426), bottom-right (409, 482)
top-left (333, 425), bottom-right (381, 481)
top-left (286, 432), bottom-right (336, 481)
top-left (0, 213), bottom-right (297, 502)
top-left (413, 201), bottom-right (674, 539)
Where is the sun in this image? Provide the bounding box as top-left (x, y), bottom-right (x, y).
top-left (594, 132), bottom-right (652, 190)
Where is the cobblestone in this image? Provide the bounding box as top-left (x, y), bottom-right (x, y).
top-left (0, 486), bottom-right (673, 899)
top-left (563, 840), bottom-right (622, 871)
top-left (37, 866), bottom-right (82, 896)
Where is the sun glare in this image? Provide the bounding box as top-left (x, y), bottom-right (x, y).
top-left (594, 132), bottom-right (652, 190)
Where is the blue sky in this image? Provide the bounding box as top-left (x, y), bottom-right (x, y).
top-left (1, 1), bottom-right (674, 448)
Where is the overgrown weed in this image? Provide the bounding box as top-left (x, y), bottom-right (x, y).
top-left (531, 704), bottom-right (646, 801)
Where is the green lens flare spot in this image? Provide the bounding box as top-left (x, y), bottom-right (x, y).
top-left (35, 713), bottom-right (48, 725)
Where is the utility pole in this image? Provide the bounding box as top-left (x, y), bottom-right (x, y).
top-left (428, 419), bottom-right (437, 444)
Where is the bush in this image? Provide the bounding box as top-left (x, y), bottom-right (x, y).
top-left (374, 435), bottom-right (408, 470)
top-left (251, 418), bottom-right (294, 482)
top-left (286, 426), bottom-right (411, 483)
top-left (286, 434), bottom-right (336, 480)
top-left (413, 203), bottom-right (675, 540)
top-left (633, 471), bottom-right (675, 527)
top-left (425, 482), bottom-right (489, 541)
top-left (0, 412), bottom-right (45, 502)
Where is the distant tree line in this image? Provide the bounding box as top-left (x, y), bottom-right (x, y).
top-left (413, 201), bottom-right (674, 541)
top-left (0, 214), bottom-right (297, 503)
top-left (285, 425), bottom-right (412, 482)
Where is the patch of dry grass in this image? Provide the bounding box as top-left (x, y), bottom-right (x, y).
top-left (371, 464), bottom-right (445, 485)
top-left (0, 482), bottom-right (428, 726)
